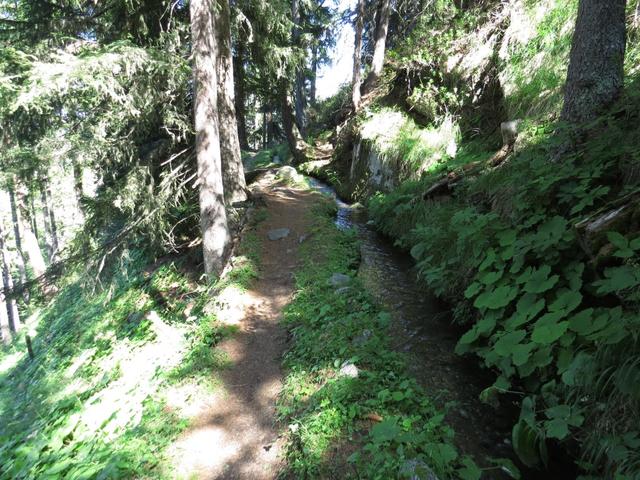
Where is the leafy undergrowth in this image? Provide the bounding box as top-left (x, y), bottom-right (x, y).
top-left (278, 205), bottom-right (517, 479)
top-left (243, 143), bottom-right (291, 170)
top-left (370, 109), bottom-right (640, 477)
top-left (0, 221), bottom-right (263, 479)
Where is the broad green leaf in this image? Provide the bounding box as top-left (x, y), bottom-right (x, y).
top-left (546, 404), bottom-right (571, 419)
top-left (474, 285), bottom-right (519, 309)
top-left (370, 418), bottom-right (401, 442)
top-left (505, 293), bottom-right (545, 330)
top-left (479, 249), bottom-right (497, 271)
top-left (410, 243), bottom-right (427, 260)
top-left (489, 458), bottom-right (521, 479)
top-left (458, 326), bottom-right (481, 346)
top-left (516, 267), bottom-right (533, 284)
top-left (568, 309), bottom-right (598, 335)
top-left (512, 420), bottom-right (543, 468)
top-left (563, 262), bottom-right (585, 291)
top-left (512, 343), bottom-right (535, 366)
top-left (607, 231), bottom-right (629, 250)
top-left (523, 266), bottom-right (559, 294)
top-left (548, 289), bottom-right (582, 315)
top-left (556, 348), bottom-right (574, 374)
top-left (497, 229), bottom-right (517, 246)
top-left (561, 352), bottom-right (593, 386)
top-left (464, 282), bottom-right (482, 299)
top-left (544, 418), bottom-right (569, 439)
top-left (531, 321), bottom-right (569, 344)
top-left (593, 266), bottom-right (640, 294)
top-left (476, 315), bottom-right (498, 336)
top-left (458, 457), bottom-right (482, 480)
top-left (434, 443), bottom-right (459, 464)
top-left (479, 270), bottom-right (503, 285)
top-left (494, 330), bottom-right (527, 357)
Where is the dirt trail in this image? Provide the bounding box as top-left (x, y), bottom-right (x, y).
top-left (170, 176), bottom-right (318, 479)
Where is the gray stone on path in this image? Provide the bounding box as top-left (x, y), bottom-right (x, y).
top-left (339, 361), bottom-right (359, 378)
top-left (268, 228), bottom-right (290, 241)
top-left (329, 273), bottom-right (351, 287)
top-left (335, 286), bottom-right (351, 295)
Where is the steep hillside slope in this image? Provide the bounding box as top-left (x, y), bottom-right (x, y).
top-left (308, 0), bottom-right (640, 477)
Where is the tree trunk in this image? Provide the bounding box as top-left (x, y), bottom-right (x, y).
top-left (561, 0), bottom-right (627, 124)
top-left (15, 180), bottom-right (46, 278)
top-left (352, 0), bottom-right (366, 110)
top-left (280, 79), bottom-right (308, 164)
top-left (0, 275), bottom-right (10, 344)
top-left (40, 177), bottom-right (59, 262)
top-left (367, 0), bottom-right (391, 86)
top-left (8, 186), bottom-right (28, 299)
top-left (190, 0), bottom-right (231, 277)
top-left (73, 162), bottom-right (86, 218)
top-left (262, 109), bottom-right (268, 149)
top-left (46, 181), bottom-right (60, 257)
top-left (292, 0), bottom-right (306, 135)
top-left (310, 44), bottom-right (318, 107)
top-left (233, 37), bottom-right (249, 150)
top-left (0, 223), bottom-right (20, 335)
top-left (30, 194), bottom-right (38, 240)
top-left (216, 0), bottom-right (248, 204)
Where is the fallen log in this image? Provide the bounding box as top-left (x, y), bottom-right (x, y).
top-left (422, 145), bottom-right (513, 201)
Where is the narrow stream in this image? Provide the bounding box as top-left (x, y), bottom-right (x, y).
top-left (308, 178), bottom-right (569, 480)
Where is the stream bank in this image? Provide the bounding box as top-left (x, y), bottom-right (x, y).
top-left (308, 177), bottom-right (576, 479)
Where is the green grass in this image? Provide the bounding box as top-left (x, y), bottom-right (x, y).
top-left (243, 143), bottom-right (291, 170)
top-left (277, 204), bottom-right (490, 479)
top-left (0, 219), bottom-right (265, 479)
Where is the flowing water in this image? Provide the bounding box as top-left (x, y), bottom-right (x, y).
top-left (308, 178), bottom-right (575, 479)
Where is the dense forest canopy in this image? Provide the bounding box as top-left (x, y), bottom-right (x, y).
top-left (0, 0), bottom-right (639, 479)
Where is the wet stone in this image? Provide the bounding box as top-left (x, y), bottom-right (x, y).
top-left (329, 273), bottom-right (351, 287)
top-left (268, 228), bottom-right (290, 241)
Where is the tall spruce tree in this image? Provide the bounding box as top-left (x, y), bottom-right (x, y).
top-left (190, 0), bottom-right (230, 276)
top-left (216, 0), bottom-right (247, 204)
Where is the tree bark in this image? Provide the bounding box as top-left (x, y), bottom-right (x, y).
top-left (0, 223), bottom-right (20, 335)
top-left (40, 177), bottom-right (59, 262)
top-left (369, 0), bottom-right (391, 80)
top-left (262, 109), bottom-right (268, 149)
top-left (190, 0), bottom-right (231, 277)
top-left (352, 0), bottom-right (366, 110)
top-left (8, 186), bottom-right (28, 298)
top-left (216, 0), bottom-right (248, 204)
top-left (310, 44), bottom-right (318, 107)
top-left (15, 180), bottom-right (46, 278)
top-left (73, 162), bottom-right (86, 218)
top-left (280, 79), bottom-right (308, 164)
top-left (233, 35), bottom-right (249, 150)
top-left (561, 0), bottom-right (627, 124)
top-left (292, 0), bottom-right (306, 135)
top-left (30, 194), bottom-right (38, 240)
top-left (0, 276), bottom-right (10, 344)
top-left (45, 181), bottom-right (59, 256)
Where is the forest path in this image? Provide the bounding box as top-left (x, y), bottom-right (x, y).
top-left (169, 174), bottom-right (318, 479)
